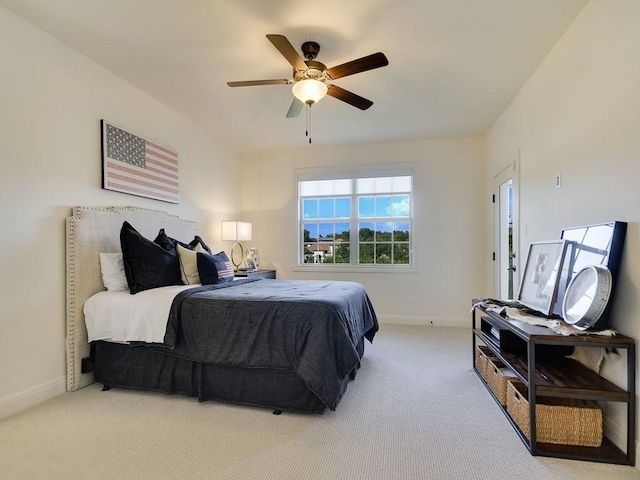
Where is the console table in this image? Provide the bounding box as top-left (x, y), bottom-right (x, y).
top-left (472, 301), bottom-right (635, 465)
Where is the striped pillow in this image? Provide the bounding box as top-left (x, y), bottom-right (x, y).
top-left (197, 251), bottom-right (235, 285)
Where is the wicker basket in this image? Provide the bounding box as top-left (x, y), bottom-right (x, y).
top-left (474, 345), bottom-right (495, 380)
top-left (485, 357), bottom-right (518, 405)
top-left (506, 381), bottom-right (603, 447)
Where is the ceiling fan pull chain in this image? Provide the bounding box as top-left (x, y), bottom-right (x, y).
top-left (305, 104), bottom-right (312, 144)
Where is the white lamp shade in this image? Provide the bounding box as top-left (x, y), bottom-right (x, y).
top-left (292, 79), bottom-right (328, 105)
top-left (221, 221), bottom-right (252, 242)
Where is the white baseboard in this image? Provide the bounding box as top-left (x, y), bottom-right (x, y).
top-left (0, 376), bottom-right (66, 420)
top-left (378, 314), bottom-right (468, 329)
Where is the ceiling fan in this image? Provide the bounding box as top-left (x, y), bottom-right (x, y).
top-left (227, 34), bottom-right (389, 118)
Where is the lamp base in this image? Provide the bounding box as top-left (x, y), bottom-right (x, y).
top-left (230, 242), bottom-right (244, 271)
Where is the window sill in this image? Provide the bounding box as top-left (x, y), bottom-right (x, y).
top-left (293, 265), bottom-right (418, 274)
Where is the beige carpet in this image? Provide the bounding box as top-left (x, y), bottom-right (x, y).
top-left (1, 325), bottom-right (639, 480)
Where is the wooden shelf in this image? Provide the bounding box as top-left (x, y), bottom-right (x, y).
top-left (474, 329), bottom-right (629, 400)
top-left (472, 303), bottom-right (635, 465)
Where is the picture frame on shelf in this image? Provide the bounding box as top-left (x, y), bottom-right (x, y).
top-left (517, 240), bottom-right (569, 316)
top-left (245, 257), bottom-right (257, 272)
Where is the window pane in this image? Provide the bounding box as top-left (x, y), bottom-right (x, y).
top-left (303, 223), bottom-right (318, 242)
top-left (394, 222), bottom-right (410, 241)
top-left (319, 223), bottom-right (334, 240)
top-left (359, 223), bottom-right (375, 241)
top-left (334, 243), bottom-right (350, 263)
top-left (335, 223), bottom-right (350, 241)
top-left (322, 251), bottom-right (335, 264)
top-left (359, 243), bottom-right (374, 264)
top-left (375, 196), bottom-right (392, 217)
top-left (376, 222), bottom-right (393, 241)
top-left (335, 198), bottom-right (351, 218)
top-left (303, 199), bottom-right (317, 219)
top-left (394, 243), bottom-right (410, 264)
top-left (303, 242), bottom-right (321, 263)
top-left (358, 197), bottom-right (374, 218)
top-left (392, 195), bottom-right (410, 217)
top-left (318, 199), bottom-right (333, 219)
top-left (376, 244), bottom-right (392, 263)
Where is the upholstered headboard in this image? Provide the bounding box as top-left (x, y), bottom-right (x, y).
top-left (65, 206), bottom-right (197, 391)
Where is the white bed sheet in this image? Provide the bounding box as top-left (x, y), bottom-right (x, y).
top-left (83, 285), bottom-right (196, 343)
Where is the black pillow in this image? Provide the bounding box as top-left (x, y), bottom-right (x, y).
top-left (120, 221), bottom-right (183, 294)
top-left (197, 251), bottom-right (235, 285)
top-left (155, 228), bottom-right (212, 254)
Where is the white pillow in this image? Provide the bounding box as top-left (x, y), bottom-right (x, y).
top-left (177, 243), bottom-right (208, 284)
top-left (99, 252), bottom-right (129, 291)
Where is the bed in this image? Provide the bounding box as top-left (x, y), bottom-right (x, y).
top-left (66, 206), bottom-right (378, 413)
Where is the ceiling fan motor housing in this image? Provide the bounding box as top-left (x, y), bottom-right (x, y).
top-left (301, 41), bottom-right (320, 60)
top-left (294, 60), bottom-right (327, 82)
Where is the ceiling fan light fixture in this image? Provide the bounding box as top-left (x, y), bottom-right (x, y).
top-left (292, 79), bottom-right (328, 105)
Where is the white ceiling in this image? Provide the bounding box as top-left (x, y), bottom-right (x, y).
top-left (0, 0), bottom-right (588, 154)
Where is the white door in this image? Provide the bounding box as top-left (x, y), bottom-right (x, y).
top-left (493, 159), bottom-right (519, 300)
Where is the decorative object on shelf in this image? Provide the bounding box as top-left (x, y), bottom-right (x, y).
top-left (517, 240), bottom-right (569, 316)
top-left (221, 221), bottom-right (252, 271)
top-left (245, 257), bottom-right (257, 272)
top-left (100, 120), bottom-right (179, 204)
top-left (562, 265), bottom-right (613, 330)
top-left (249, 247), bottom-right (260, 270)
top-left (554, 221), bottom-right (627, 329)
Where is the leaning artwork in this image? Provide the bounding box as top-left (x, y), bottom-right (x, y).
top-left (517, 240), bottom-right (569, 316)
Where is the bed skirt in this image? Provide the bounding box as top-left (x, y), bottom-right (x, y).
top-left (93, 340), bottom-right (363, 414)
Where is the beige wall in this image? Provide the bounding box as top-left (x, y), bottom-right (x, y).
top-left (0, 7), bottom-right (242, 418)
top-left (241, 137), bottom-right (488, 327)
top-left (487, 0), bottom-right (640, 452)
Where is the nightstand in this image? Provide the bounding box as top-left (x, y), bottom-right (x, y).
top-left (234, 269), bottom-right (276, 279)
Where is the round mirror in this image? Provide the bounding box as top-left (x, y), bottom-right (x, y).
top-left (562, 265), bottom-right (612, 330)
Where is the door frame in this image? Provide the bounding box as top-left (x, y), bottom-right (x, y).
top-left (493, 154), bottom-right (520, 300)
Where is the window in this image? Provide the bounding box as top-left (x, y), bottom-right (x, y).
top-left (298, 170), bottom-right (413, 268)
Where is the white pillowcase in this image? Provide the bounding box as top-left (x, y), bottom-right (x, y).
top-left (99, 252), bottom-right (129, 291)
top-left (177, 243), bottom-right (208, 284)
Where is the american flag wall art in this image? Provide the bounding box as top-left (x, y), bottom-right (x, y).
top-left (101, 120), bottom-right (179, 203)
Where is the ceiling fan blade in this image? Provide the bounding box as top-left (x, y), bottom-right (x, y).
top-left (327, 85), bottom-right (374, 110)
top-left (266, 34), bottom-right (308, 71)
top-left (326, 52), bottom-right (389, 80)
top-left (286, 98), bottom-right (304, 118)
top-left (227, 79), bottom-right (292, 87)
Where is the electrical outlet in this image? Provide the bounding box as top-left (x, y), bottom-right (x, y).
top-left (406, 295), bottom-right (414, 304)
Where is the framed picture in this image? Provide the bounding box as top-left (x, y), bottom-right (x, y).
top-left (245, 257), bottom-right (257, 272)
top-left (517, 240), bottom-right (569, 316)
top-left (101, 120), bottom-right (180, 204)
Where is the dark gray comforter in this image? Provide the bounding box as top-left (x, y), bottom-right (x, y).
top-left (164, 278), bottom-right (378, 410)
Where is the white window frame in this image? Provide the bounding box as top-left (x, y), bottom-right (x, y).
top-left (294, 165), bottom-right (417, 273)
